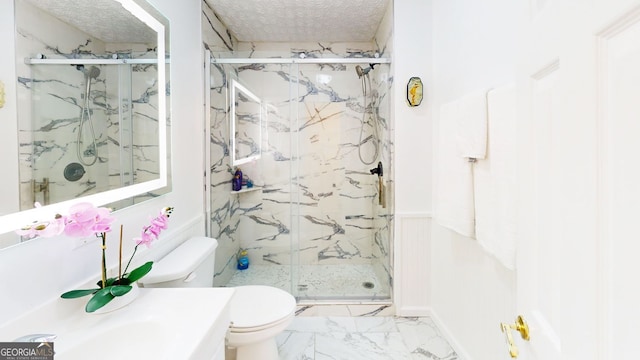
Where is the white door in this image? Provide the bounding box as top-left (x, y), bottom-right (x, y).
top-left (513, 0), bottom-right (640, 359)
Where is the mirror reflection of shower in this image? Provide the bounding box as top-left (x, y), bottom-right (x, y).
top-left (76, 65), bottom-right (101, 166)
top-left (355, 63), bottom-right (380, 165)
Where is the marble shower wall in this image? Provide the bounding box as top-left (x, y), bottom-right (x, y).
top-left (202, 0), bottom-right (241, 286)
top-left (204, 0), bottom-right (394, 298)
top-left (15, 1), bottom-right (163, 211)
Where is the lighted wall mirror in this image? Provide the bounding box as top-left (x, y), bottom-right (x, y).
top-left (230, 78), bottom-right (262, 166)
top-left (0, 0), bottom-right (170, 241)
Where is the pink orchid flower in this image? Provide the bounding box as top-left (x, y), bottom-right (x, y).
top-left (64, 202), bottom-right (114, 237)
top-left (15, 218), bottom-right (65, 238)
top-left (134, 231), bottom-right (155, 247)
top-left (39, 215), bottom-right (67, 237)
top-left (15, 203), bottom-right (66, 239)
top-left (134, 207), bottom-right (173, 247)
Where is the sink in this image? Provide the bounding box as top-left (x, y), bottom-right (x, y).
top-left (56, 320), bottom-right (167, 359)
top-left (0, 288), bottom-right (234, 360)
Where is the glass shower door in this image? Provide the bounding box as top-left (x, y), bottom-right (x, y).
top-left (208, 56), bottom-right (392, 302)
top-left (290, 62), bottom-right (392, 301)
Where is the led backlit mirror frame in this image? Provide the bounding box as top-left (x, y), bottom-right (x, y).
top-left (0, 0), bottom-right (167, 235)
top-left (230, 78), bottom-right (262, 166)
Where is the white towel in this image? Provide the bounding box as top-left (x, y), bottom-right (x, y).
top-left (456, 89), bottom-right (489, 160)
top-left (434, 101), bottom-right (476, 238)
top-left (473, 84), bottom-right (517, 270)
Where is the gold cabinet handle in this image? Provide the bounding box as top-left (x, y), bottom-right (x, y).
top-left (500, 315), bottom-right (530, 358)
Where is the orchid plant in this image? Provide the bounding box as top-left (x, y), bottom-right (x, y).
top-left (17, 203), bottom-right (173, 313)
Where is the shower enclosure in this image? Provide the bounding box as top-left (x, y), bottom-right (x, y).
top-left (207, 52), bottom-right (393, 302)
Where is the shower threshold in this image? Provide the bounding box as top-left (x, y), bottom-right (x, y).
top-left (226, 264), bottom-right (391, 302)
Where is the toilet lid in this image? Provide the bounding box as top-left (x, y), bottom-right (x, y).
top-left (230, 285), bottom-right (296, 329)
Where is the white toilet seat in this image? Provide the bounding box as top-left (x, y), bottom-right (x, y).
top-left (230, 309), bottom-right (294, 333)
top-left (228, 285), bottom-right (296, 330)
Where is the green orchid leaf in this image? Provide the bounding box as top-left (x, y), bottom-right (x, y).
top-left (110, 285), bottom-right (132, 297)
top-left (96, 278), bottom-right (118, 288)
top-left (117, 278), bottom-right (132, 286)
top-left (85, 287), bottom-right (115, 313)
top-left (125, 261), bottom-right (153, 282)
top-left (60, 289), bottom-right (99, 299)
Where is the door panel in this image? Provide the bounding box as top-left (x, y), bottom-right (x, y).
top-left (516, 58), bottom-right (563, 360)
top-left (596, 7), bottom-right (640, 358)
top-left (516, 0), bottom-right (640, 359)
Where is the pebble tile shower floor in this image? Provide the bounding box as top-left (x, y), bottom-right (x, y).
top-left (226, 264), bottom-right (390, 300)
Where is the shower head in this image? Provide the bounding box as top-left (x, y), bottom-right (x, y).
top-left (76, 65), bottom-right (100, 79)
top-left (355, 64), bottom-right (376, 78)
top-left (85, 66), bottom-right (101, 79)
top-left (355, 65), bottom-right (368, 78)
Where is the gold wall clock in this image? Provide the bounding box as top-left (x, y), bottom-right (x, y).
top-left (407, 77), bottom-right (423, 107)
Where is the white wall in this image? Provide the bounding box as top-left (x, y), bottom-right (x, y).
top-left (393, 0), bottom-right (433, 316)
top-left (0, 1), bottom-right (20, 222)
top-left (393, 0), bottom-right (520, 358)
top-left (394, 0), bottom-right (433, 214)
top-left (0, 0), bottom-right (205, 325)
top-left (429, 0), bottom-right (518, 358)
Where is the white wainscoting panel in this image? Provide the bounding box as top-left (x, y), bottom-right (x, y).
top-left (394, 213), bottom-right (431, 316)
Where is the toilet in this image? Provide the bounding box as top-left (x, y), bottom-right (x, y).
top-left (138, 236), bottom-right (296, 360)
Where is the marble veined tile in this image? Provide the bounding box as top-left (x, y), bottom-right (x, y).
top-left (395, 317), bottom-right (460, 360)
top-left (277, 331), bottom-right (315, 360)
top-left (315, 331), bottom-right (412, 360)
top-left (347, 304), bottom-right (395, 317)
top-left (295, 304), bottom-right (395, 317)
top-left (279, 316), bottom-right (462, 360)
top-left (354, 316), bottom-right (398, 333)
top-left (286, 316), bottom-right (357, 333)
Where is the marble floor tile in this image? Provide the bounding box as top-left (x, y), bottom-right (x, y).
top-left (277, 316), bottom-right (462, 360)
top-left (285, 316), bottom-right (358, 333)
top-left (315, 332), bottom-right (412, 360)
top-left (395, 317), bottom-right (460, 360)
top-left (277, 332), bottom-right (315, 360)
top-left (353, 316), bottom-right (398, 333)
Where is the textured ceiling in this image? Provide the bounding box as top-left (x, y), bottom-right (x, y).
top-left (24, 0), bottom-right (157, 44)
top-left (206, 0), bottom-right (390, 42)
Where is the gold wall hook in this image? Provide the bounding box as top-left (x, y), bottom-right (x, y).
top-left (500, 315), bottom-right (530, 358)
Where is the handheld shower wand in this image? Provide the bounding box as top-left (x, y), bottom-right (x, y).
top-left (356, 63), bottom-right (380, 165)
top-left (76, 65), bottom-right (101, 166)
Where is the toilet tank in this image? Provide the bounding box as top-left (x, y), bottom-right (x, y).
top-left (138, 236), bottom-right (218, 288)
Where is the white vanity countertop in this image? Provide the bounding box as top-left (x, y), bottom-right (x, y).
top-left (0, 288), bottom-right (235, 359)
